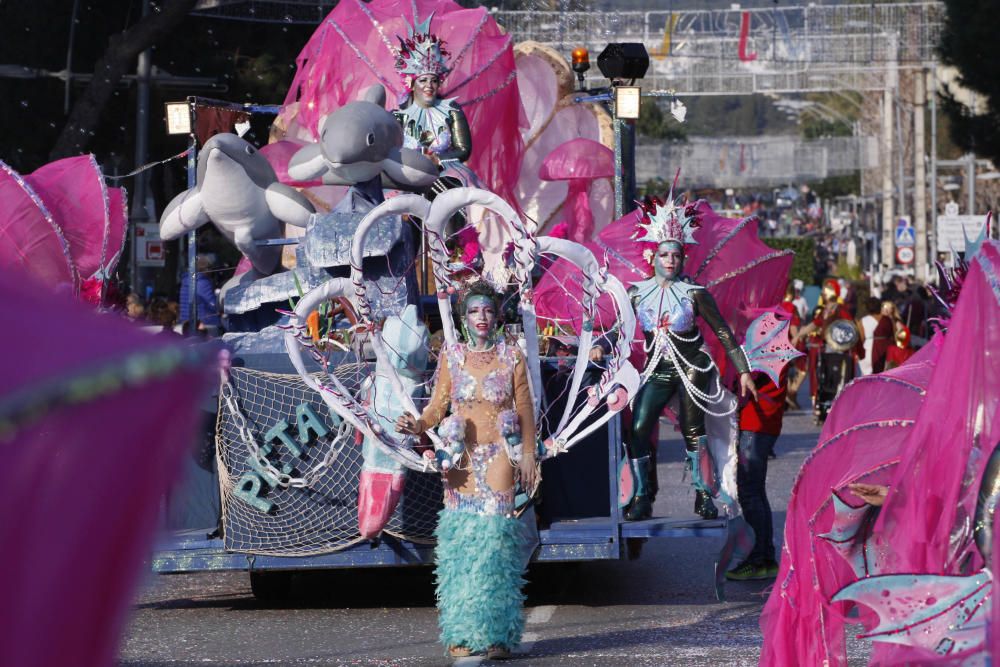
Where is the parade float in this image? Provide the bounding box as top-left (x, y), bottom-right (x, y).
top-left (138, 0), bottom-right (797, 600)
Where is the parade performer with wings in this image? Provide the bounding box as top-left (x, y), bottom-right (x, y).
top-left (621, 196), bottom-right (758, 522)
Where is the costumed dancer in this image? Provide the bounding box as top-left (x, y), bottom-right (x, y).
top-left (622, 197), bottom-right (757, 521)
top-left (395, 281), bottom-right (536, 659)
top-left (794, 278), bottom-right (863, 422)
top-left (391, 16), bottom-right (476, 189)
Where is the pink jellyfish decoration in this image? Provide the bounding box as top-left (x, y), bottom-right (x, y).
top-left (539, 138), bottom-right (614, 243)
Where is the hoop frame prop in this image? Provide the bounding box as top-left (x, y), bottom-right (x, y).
top-left (282, 277), bottom-right (432, 472)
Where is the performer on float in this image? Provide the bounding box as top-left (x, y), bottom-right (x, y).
top-left (392, 17), bottom-right (475, 185)
top-left (620, 198), bottom-right (757, 522)
top-left (395, 280), bottom-right (535, 659)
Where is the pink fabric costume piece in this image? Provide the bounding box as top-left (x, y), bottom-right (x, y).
top-left (0, 267), bottom-right (212, 667)
top-left (0, 159), bottom-right (77, 291)
top-left (861, 241), bottom-right (1000, 664)
top-left (682, 202), bottom-right (793, 379)
top-left (538, 138), bottom-right (614, 243)
top-left (760, 242), bottom-right (1000, 666)
top-left (25, 155), bottom-right (129, 281)
top-left (758, 341), bottom-right (938, 666)
top-left (279, 0), bottom-right (525, 204)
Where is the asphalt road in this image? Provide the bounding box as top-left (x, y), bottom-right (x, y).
top-left (121, 398), bottom-right (870, 666)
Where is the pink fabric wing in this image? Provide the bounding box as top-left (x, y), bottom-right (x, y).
top-left (0, 160), bottom-right (77, 291)
top-left (539, 138), bottom-right (613, 243)
top-left (759, 341), bottom-right (939, 666)
top-left (0, 267), bottom-right (212, 667)
top-left (104, 185), bottom-right (129, 276)
top-left (280, 0), bottom-right (524, 203)
top-left (685, 203), bottom-right (794, 378)
top-left (25, 155), bottom-right (111, 281)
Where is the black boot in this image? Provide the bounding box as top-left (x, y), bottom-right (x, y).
top-left (694, 489), bottom-right (719, 520)
top-left (624, 457), bottom-right (653, 521)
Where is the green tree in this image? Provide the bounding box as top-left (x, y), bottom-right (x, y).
top-left (939, 0), bottom-right (1000, 165)
top-left (636, 97), bottom-right (687, 141)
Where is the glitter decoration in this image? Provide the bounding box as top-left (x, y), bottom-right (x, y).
top-left (443, 34), bottom-right (512, 96)
top-left (497, 409), bottom-right (520, 443)
top-left (462, 70), bottom-right (517, 108)
top-left (324, 18), bottom-right (399, 94)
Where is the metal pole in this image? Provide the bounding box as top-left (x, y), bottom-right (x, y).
top-left (130, 0), bottom-right (151, 296)
top-left (929, 65), bottom-right (938, 272)
top-left (913, 68), bottom-right (927, 280)
top-left (613, 114), bottom-right (625, 220)
top-left (63, 0), bottom-right (80, 114)
top-left (966, 152), bottom-right (975, 215)
top-left (880, 39), bottom-right (896, 271)
top-left (187, 102), bottom-right (199, 334)
top-left (894, 81), bottom-right (905, 222)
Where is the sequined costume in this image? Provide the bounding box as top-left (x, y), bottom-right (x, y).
top-left (626, 275), bottom-right (751, 520)
top-left (414, 339), bottom-right (534, 653)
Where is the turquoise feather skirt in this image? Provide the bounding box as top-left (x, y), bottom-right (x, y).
top-left (434, 508), bottom-right (526, 652)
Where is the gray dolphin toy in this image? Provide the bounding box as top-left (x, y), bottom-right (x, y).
top-left (288, 84), bottom-right (438, 192)
top-left (160, 133), bottom-right (315, 276)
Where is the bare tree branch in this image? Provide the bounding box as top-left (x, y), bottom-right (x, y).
top-left (50, 0), bottom-right (199, 161)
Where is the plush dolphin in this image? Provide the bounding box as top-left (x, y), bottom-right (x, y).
top-left (160, 133), bottom-right (315, 276)
top-left (288, 85), bottom-right (438, 192)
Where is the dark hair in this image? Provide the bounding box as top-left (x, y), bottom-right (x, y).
top-left (866, 296), bottom-right (881, 315)
top-left (458, 280), bottom-right (501, 319)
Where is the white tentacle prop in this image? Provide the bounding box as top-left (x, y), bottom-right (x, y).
top-left (543, 273), bottom-right (641, 457)
top-left (282, 278), bottom-right (431, 471)
top-left (535, 237), bottom-right (598, 435)
top-left (422, 187), bottom-right (545, 417)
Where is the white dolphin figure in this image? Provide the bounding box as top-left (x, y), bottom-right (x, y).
top-left (159, 133), bottom-right (315, 276)
top-left (288, 84), bottom-right (438, 192)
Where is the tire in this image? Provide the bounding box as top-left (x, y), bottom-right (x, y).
top-left (249, 570), bottom-right (293, 602)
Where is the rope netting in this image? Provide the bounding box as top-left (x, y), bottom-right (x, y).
top-left (217, 365), bottom-right (442, 556)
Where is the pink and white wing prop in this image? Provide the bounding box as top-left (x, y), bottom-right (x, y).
top-left (743, 311), bottom-right (804, 386)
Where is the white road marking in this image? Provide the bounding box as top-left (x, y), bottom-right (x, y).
top-left (518, 604), bottom-right (557, 654)
top-left (526, 604), bottom-right (557, 625)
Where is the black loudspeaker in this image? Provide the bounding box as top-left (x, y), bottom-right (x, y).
top-left (596, 43), bottom-right (650, 80)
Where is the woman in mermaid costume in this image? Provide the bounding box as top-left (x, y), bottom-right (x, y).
top-left (622, 197), bottom-right (757, 522)
top-left (396, 281), bottom-right (536, 659)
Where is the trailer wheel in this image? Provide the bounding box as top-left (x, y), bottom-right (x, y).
top-left (250, 571), bottom-right (292, 601)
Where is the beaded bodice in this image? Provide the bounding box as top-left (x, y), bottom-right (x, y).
top-left (632, 277), bottom-right (701, 335)
top-left (443, 442), bottom-right (515, 516)
top-left (417, 339), bottom-right (535, 517)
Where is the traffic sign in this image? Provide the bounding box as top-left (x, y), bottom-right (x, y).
top-left (896, 246), bottom-right (914, 265)
top-left (936, 215), bottom-right (987, 254)
top-left (136, 223), bottom-right (166, 268)
top-left (895, 216), bottom-right (915, 247)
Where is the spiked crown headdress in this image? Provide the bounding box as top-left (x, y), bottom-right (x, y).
top-left (633, 169), bottom-right (698, 249)
top-left (394, 15), bottom-right (451, 84)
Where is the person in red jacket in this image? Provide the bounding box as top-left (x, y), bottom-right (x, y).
top-left (884, 324), bottom-right (915, 370)
top-left (726, 368), bottom-right (788, 580)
